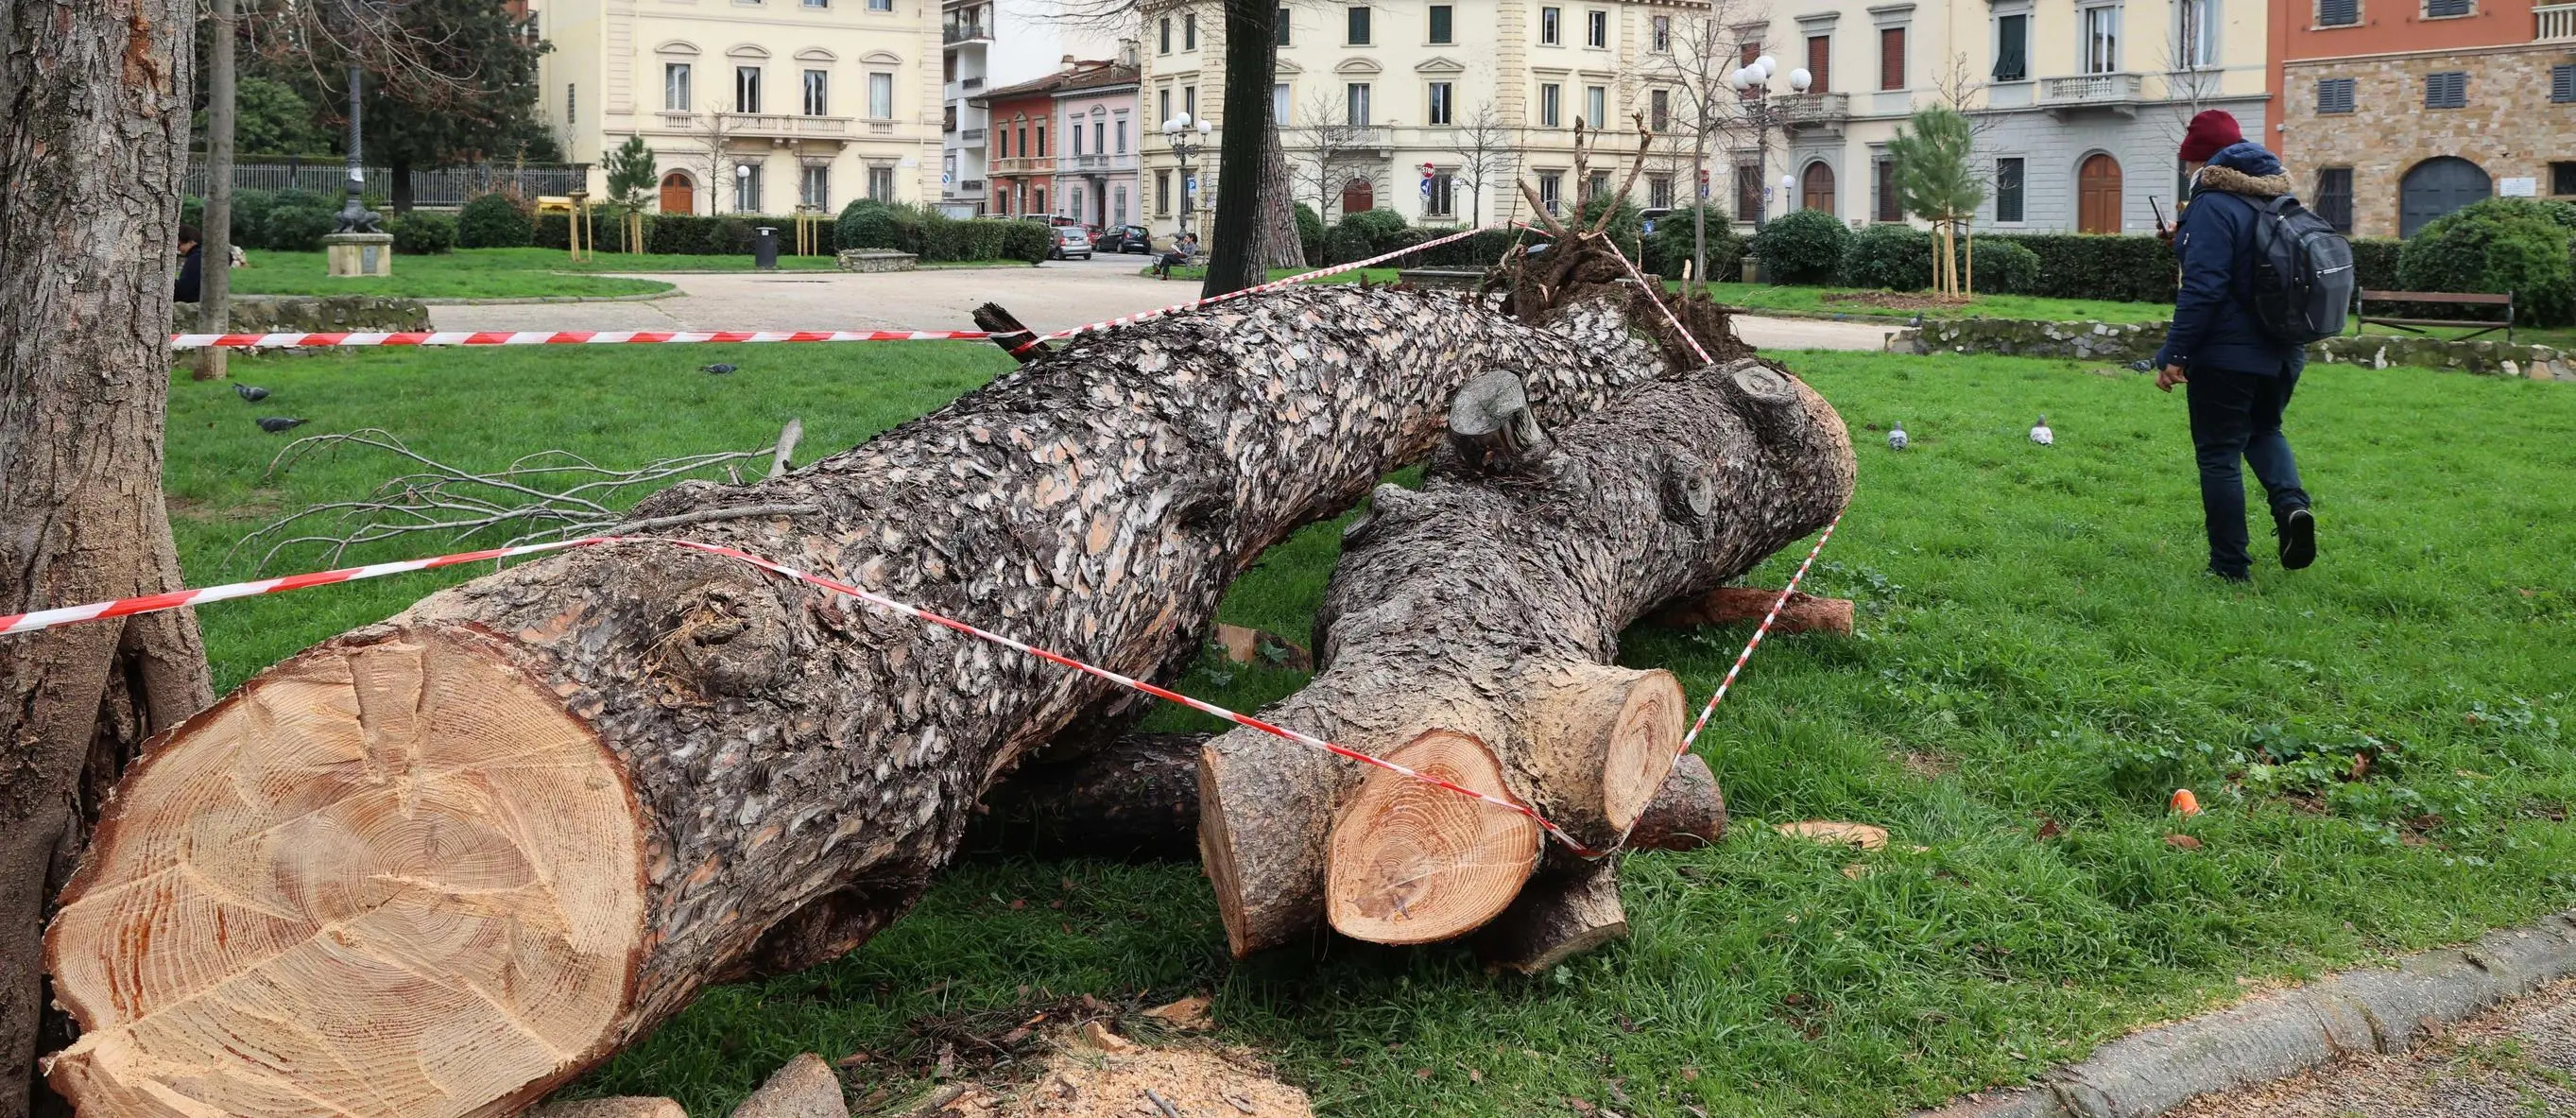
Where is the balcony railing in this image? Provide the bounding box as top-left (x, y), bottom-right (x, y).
top-left (1776, 92), bottom-right (1851, 124)
top-left (720, 112), bottom-right (853, 138)
top-left (944, 22), bottom-right (992, 43)
top-left (990, 155), bottom-right (1052, 175)
top-left (960, 179), bottom-right (986, 193)
top-left (2040, 72), bottom-right (2141, 106)
top-left (959, 128), bottom-right (987, 144)
top-left (1065, 152), bottom-right (1139, 173)
top-left (2539, 2), bottom-right (2576, 39)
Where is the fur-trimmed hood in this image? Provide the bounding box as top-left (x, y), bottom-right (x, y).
top-left (2193, 142), bottom-right (2293, 198)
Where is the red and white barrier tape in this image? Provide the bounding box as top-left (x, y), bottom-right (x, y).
top-left (170, 329), bottom-right (993, 351)
top-left (1015, 222), bottom-right (1504, 353)
top-left (1676, 509), bottom-right (1846, 754)
top-left (0, 533), bottom-right (1603, 856)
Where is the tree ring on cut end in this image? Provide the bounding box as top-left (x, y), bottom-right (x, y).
top-left (44, 628), bottom-right (645, 1118)
top-left (1325, 730), bottom-right (1541, 945)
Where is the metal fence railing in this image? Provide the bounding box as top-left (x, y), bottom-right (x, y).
top-left (182, 162), bottom-right (592, 206)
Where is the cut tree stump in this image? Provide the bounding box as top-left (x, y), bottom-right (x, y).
top-left (1200, 359), bottom-right (1854, 956)
top-left (1648, 587), bottom-right (1854, 636)
top-left (42, 282), bottom-right (1694, 1118)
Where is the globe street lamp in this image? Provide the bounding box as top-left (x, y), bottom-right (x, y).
top-left (1160, 112), bottom-right (1214, 241)
top-left (1725, 55), bottom-right (1811, 281)
top-left (734, 163), bottom-right (752, 215)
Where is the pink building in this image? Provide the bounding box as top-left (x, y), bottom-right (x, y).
top-left (1050, 61), bottom-right (1140, 231)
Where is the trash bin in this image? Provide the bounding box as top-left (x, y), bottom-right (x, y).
top-left (754, 227), bottom-right (780, 270)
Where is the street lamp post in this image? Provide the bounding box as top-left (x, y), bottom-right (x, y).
top-left (1726, 55), bottom-right (1811, 280)
top-left (1160, 112), bottom-right (1214, 241)
top-left (734, 163), bottom-right (751, 215)
top-left (331, 60), bottom-right (384, 234)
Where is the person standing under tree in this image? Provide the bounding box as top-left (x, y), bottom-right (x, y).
top-left (173, 224), bottom-right (203, 304)
top-left (2152, 110), bottom-right (2318, 583)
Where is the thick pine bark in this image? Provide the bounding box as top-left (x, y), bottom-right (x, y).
top-left (42, 284), bottom-right (1684, 1118)
top-left (1199, 357), bottom-right (1854, 956)
top-left (0, 3), bottom-right (214, 1114)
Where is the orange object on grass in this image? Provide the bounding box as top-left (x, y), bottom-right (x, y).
top-left (2170, 788), bottom-right (2204, 817)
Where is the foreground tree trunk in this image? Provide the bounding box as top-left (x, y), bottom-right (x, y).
top-left (1199, 357), bottom-right (1853, 955)
top-left (0, 3), bottom-right (214, 1114)
top-left (1200, 0), bottom-right (1278, 297)
top-left (42, 284), bottom-right (1683, 1118)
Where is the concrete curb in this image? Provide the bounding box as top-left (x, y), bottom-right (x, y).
top-left (1916, 908), bottom-right (2576, 1118)
top-left (430, 289), bottom-right (678, 306)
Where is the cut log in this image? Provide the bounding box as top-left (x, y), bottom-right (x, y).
top-left (1471, 855), bottom-right (1627, 974)
top-left (42, 282), bottom-right (1688, 1118)
top-left (1648, 587), bottom-right (1855, 636)
top-left (1626, 753), bottom-right (1728, 851)
top-left (1200, 357), bottom-right (1854, 955)
top-left (1323, 729), bottom-right (1542, 944)
top-left (974, 732), bottom-right (1726, 861)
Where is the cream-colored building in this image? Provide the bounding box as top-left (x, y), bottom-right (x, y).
top-left (531, 0), bottom-right (947, 215)
top-left (1135, 0), bottom-right (2271, 241)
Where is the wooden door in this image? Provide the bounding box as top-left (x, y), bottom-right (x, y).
top-left (2399, 156), bottom-right (2490, 237)
top-left (2077, 153), bottom-right (2121, 233)
top-left (658, 172), bottom-right (695, 215)
top-left (1341, 179), bottom-right (1375, 215)
top-left (1806, 35), bottom-right (1830, 93)
top-left (1800, 162), bottom-right (1835, 215)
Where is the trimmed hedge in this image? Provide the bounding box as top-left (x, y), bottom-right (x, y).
top-left (1838, 223), bottom-right (1934, 291)
top-left (1644, 205), bottom-right (1743, 283)
top-left (262, 198), bottom-right (338, 252)
top-left (2396, 198), bottom-right (2576, 327)
top-left (2350, 237), bottom-right (2403, 291)
top-left (1295, 202), bottom-right (1326, 266)
top-left (1324, 209), bottom-right (1414, 264)
top-left (1749, 209), bottom-right (1850, 284)
top-left (1982, 232), bottom-right (2177, 303)
top-left (528, 207), bottom-right (1049, 263)
top-left (1965, 238), bottom-right (2043, 296)
top-left (388, 212), bottom-right (457, 255)
top-left (457, 193), bottom-right (534, 249)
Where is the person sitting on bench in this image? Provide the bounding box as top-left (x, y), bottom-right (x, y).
top-left (1156, 232), bottom-right (1200, 280)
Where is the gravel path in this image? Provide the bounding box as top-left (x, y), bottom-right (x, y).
top-left (427, 264), bottom-right (1901, 353)
top-left (2168, 977), bottom-right (2576, 1118)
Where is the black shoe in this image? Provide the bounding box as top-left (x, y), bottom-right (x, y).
top-left (2278, 507), bottom-right (2316, 571)
top-left (2206, 566), bottom-right (2252, 584)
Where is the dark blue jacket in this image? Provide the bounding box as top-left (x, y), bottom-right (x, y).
top-left (174, 246), bottom-right (201, 304)
top-left (2151, 142), bottom-right (2307, 376)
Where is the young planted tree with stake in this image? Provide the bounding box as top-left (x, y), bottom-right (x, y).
top-left (603, 134), bottom-right (661, 251)
top-left (1888, 103), bottom-right (1984, 299)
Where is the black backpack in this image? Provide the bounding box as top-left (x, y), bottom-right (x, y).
top-left (2245, 195), bottom-right (2355, 344)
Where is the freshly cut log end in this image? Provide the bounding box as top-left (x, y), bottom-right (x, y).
top-left (1471, 857), bottom-right (1626, 974)
top-left (1547, 665), bottom-right (1687, 837)
top-left (1629, 753), bottom-right (1727, 851)
top-left (43, 629), bottom-right (644, 1118)
top-left (1324, 731), bottom-right (1540, 945)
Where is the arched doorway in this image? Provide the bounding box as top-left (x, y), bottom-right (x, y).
top-left (2400, 157), bottom-right (2491, 237)
top-left (2077, 154), bottom-right (2122, 233)
top-left (1800, 162), bottom-right (1835, 215)
top-left (659, 171), bottom-right (695, 215)
top-left (1341, 179), bottom-right (1375, 215)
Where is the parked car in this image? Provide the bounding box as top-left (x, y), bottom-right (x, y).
top-left (1048, 225), bottom-right (1094, 261)
top-left (1105, 225), bottom-right (1155, 254)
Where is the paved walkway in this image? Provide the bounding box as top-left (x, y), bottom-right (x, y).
top-left (2167, 977), bottom-right (2576, 1118)
top-left (427, 262), bottom-right (1899, 353)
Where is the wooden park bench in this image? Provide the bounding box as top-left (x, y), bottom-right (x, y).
top-left (2353, 288), bottom-right (2515, 343)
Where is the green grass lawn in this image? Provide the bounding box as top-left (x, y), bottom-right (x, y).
top-left (163, 345), bottom-right (2576, 1116)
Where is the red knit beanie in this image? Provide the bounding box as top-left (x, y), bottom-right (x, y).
top-left (2178, 110), bottom-right (2243, 163)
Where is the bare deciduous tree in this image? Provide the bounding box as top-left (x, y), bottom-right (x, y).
top-left (1287, 87), bottom-right (1378, 223)
top-left (692, 98), bottom-right (748, 216)
top-left (1630, 1), bottom-right (1770, 293)
top-left (1441, 99), bottom-right (1522, 227)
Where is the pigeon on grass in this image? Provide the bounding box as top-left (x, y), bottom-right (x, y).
top-left (256, 417), bottom-right (307, 434)
top-left (2029, 415), bottom-right (2054, 446)
top-left (1887, 421), bottom-right (1909, 451)
top-left (234, 384), bottom-right (269, 403)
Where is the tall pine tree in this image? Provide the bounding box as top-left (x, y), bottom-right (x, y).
top-left (1887, 105), bottom-right (1984, 298)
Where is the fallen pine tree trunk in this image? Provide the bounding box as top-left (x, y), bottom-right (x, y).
top-left (41, 283), bottom-right (1690, 1118)
top-left (1199, 358), bottom-right (1854, 956)
top-left (1649, 587), bottom-right (1855, 636)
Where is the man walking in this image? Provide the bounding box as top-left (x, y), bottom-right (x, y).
top-left (2152, 110), bottom-right (2317, 583)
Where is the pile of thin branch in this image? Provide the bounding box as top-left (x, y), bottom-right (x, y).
top-left (229, 420), bottom-right (811, 570)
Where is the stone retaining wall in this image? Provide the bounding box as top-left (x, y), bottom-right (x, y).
top-left (834, 249), bottom-right (918, 273)
top-left (222, 295), bottom-right (430, 334)
top-left (1890, 318), bottom-right (2576, 381)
